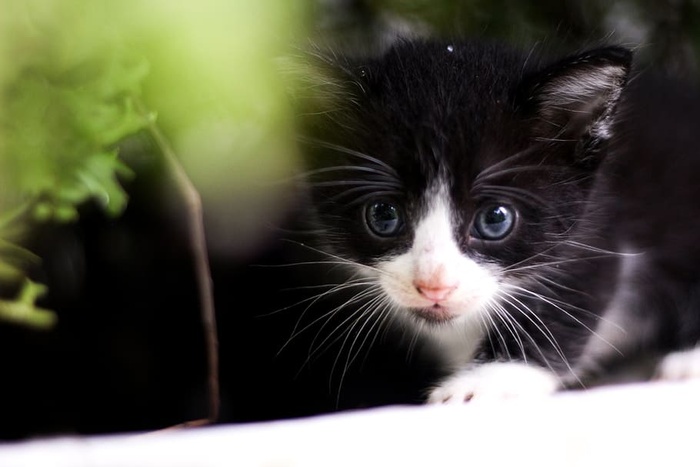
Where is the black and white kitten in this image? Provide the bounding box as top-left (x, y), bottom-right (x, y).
top-left (292, 37), bottom-right (700, 403)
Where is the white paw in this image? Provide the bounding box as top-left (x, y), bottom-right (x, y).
top-left (655, 346), bottom-right (700, 381)
top-left (427, 362), bottom-right (560, 404)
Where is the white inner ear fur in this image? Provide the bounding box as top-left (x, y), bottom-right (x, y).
top-left (538, 65), bottom-right (627, 139)
top-left (542, 66), bottom-right (627, 106)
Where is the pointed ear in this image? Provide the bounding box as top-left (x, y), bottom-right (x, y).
top-left (520, 47), bottom-right (633, 145)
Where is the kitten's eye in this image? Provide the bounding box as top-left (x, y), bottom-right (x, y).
top-left (365, 201), bottom-right (402, 237)
top-left (472, 205), bottom-right (516, 240)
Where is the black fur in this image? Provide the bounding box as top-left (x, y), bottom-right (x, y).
top-left (293, 36), bottom-right (700, 391)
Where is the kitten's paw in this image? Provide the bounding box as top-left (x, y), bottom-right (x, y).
top-left (655, 346), bottom-right (700, 381)
top-left (427, 362), bottom-right (559, 404)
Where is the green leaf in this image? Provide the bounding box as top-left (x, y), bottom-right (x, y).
top-left (0, 279), bottom-right (56, 330)
top-left (0, 238), bottom-right (40, 282)
top-left (0, 0), bottom-right (154, 327)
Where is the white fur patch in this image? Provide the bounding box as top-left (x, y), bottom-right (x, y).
top-left (655, 346), bottom-right (700, 381)
top-left (423, 320), bottom-right (485, 370)
top-left (427, 361), bottom-right (560, 404)
top-left (571, 247), bottom-right (647, 383)
top-left (376, 185), bottom-right (499, 325)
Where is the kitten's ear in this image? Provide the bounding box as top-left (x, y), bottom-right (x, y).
top-left (520, 46), bottom-right (632, 147)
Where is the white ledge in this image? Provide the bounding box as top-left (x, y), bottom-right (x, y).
top-left (0, 380), bottom-right (697, 467)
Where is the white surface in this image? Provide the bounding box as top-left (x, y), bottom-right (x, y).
top-left (0, 380), bottom-right (698, 467)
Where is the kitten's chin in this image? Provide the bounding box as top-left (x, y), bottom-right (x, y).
top-left (411, 305), bottom-right (457, 324)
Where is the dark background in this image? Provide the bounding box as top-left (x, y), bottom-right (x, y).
top-left (1, 0), bottom-right (699, 440)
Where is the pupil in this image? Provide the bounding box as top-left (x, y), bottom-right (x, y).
top-left (485, 207), bottom-right (507, 225)
top-left (374, 204), bottom-right (396, 229)
top-left (367, 202), bottom-right (400, 236)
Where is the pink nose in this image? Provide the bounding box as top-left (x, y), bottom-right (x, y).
top-left (414, 282), bottom-right (457, 302)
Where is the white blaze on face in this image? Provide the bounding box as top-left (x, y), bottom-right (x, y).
top-left (376, 185), bottom-right (500, 324)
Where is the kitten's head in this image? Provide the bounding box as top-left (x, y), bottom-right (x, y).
top-left (296, 39), bottom-right (631, 329)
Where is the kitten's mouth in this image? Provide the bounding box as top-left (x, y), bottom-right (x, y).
top-left (411, 305), bottom-right (456, 324)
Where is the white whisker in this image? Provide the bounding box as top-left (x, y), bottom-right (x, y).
top-left (303, 286), bottom-right (383, 361)
top-left (483, 301), bottom-right (516, 361)
top-left (333, 297), bottom-right (393, 405)
top-left (493, 297), bottom-right (561, 368)
top-left (509, 285), bottom-right (624, 356)
top-left (277, 281), bottom-right (378, 356)
top-left (498, 291), bottom-right (574, 376)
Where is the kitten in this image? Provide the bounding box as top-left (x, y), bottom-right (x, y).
top-left (289, 37), bottom-right (700, 404)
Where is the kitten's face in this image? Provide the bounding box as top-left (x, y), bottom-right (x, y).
top-left (371, 182), bottom-right (503, 324)
top-left (300, 40), bottom-right (630, 330)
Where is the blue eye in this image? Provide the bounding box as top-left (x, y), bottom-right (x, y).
top-left (365, 201), bottom-right (402, 237)
top-left (472, 205), bottom-right (515, 240)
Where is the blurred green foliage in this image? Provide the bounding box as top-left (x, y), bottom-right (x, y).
top-left (0, 1), bottom-right (154, 327)
top-left (0, 0), bottom-right (310, 327)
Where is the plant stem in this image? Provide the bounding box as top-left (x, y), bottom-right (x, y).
top-left (143, 109), bottom-right (220, 425)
